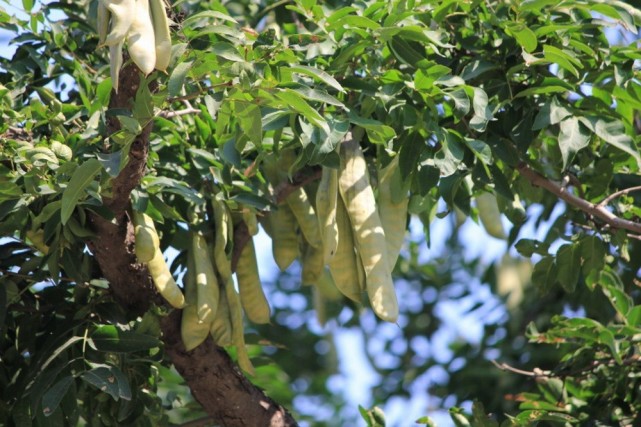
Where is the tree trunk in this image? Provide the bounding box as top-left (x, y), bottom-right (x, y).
top-left (88, 62), bottom-right (298, 427)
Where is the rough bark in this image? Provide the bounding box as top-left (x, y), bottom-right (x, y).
top-left (87, 62), bottom-right (299, 426)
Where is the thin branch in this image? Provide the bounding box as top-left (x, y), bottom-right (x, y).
top-left (160, 108), bottom-right (201, 119)
top-left (597, 185), bottom-right (641, 208)
top-left (166, 82), bottom-right (232, 103)
top-left (517, 162), bottom-right (641, 234)
top-left (491, 360), bottom-right (550, 378)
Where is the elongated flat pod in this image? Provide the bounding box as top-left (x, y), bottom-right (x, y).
top-left (338, 135), bottom-right (398, 322)
top-left (328, 197), bottom-right (363, 303)
top-left (377, 156), bottom-right (409, 269)
top-left (126, 0), bottom-right (156, 74)
top-left (109, 40), bottom-right (124, 93)
top-left (211, 198), bottom-right (233, 282)
top-left (316, 166), bottom-right (339, 264)
top-left (97, 0), bottom-right (110, 45)
top-left (181, 250), bottom-right (210, 351)
top-left (148, 0), bottom-right (172, 71)
top-left (209, 283), bottom-right (233, 347)
top-left (146, 249), bottom-right (186, 309)
top-left (224, 276), bottom-right (255, 375)
top-left (102, 0), bottom-right (135, 47)
top-left (132, 210), bottom-right (160, 263)
top-left (269, 203), bottom-right (300, 271)
top-left (192, 232), bottom-right (219, 324)
top-left (286, 186), bottom-right (322, 249)
top-left (301, 239), bottom-right (324, 286)
top-left (236, 237), bottom-right (270, 324)
top-left (263, 153), bottom-right (322, 249)
top-left (476, 192), bottom-right (506, 239)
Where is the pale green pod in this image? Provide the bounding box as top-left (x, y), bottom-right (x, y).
top-left (338, 135), bottom-right (398, 322)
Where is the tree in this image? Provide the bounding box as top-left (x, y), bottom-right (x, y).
top-left (2, 0), bottom-right (641, 425)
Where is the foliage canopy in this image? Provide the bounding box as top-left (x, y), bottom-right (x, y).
top-left (2, 0), bottom-right (641, 426)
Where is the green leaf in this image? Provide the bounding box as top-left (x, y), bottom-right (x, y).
top-left (558, 117), bottom-right (590, 168)
top-left (579, 117), bottom-right (641, 168)
top-left (181, 10), bottom-right (238, 26)
top-left (288, 65), bottom-right (345, 93)
top-left (543, 45), bottom-right (582, 78)
top-left (91, 325), bottom-right (160, 353)
top-left (627, 306), bottom-right (641, 326)
top-left (347, 112), bottom-right (396, 145)
top-left (449, 88), bottom-right (470, 117)
top-left (275, 89), bottom-right (329, 134)
top-left (505, 22), bottom-right (538, 53)
top-left (42, 376), bottom-right (74, 417)
top-left (532, 98), bottom-right (573, 130)
top-left (289, 85), bottom-right (345, 108)
top-left (470, 88), bottom-right (492, 131)
top-left (60, 159), bottom-right (102, 225)
top-left (579, 235), bottom-right (606, 277)
top-left (168, 61), bottom-right (193, 98)
top-left (531, 256), bottom-right (557, 293)
top-left (598, 328), bottom-right (622, 364)
top-left (212, 42), bottom-right (245, 62)
top-left (234, 101), bottom-right (262, 147)
top-left (514, 239), bottom-right (550, 258)
top-left (556, 243), bottom-right (581, 293)
top-left (80, 366), bottom-right (132, 401)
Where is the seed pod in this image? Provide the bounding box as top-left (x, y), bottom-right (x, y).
top-left (109, 40), bottom-right (124, 93)
top-left (97, 0), bottom-right (110, 46)
top-left (328, 197), bottom-right (363, 303)
top-left (242, 209), bottom-right (259, 236)
top-left (316, 166), bottom-right (339, 264)
top-left (269, 203), bottom-right (300, 271)
top-left (262, 152), bottom-right (322, 249)
top-left (286, 187), bottom-right (322, 249)
top-left (102, 0), bottom-right (135, 47)
top-left (181, 250), bottom-right (210, 351)
top-left (146, 248), bottom-right (186, 308)
top-left (312, 286), bottom-right (327, 327)
top-left (236, 237), bottom-right (270, 324)
top-left (377, 156), bottom-right (408, 269)
top-left (211, 198), bottom-right (233, 282)
top-left (132, 210), bottom-right (160, 263)
top-left (476, 192), bottom-right (506, 239)
top-left (209, 282), bottom-right (233, 347)
top-left (224, 276), bottom-right (255, 375)
top-left (301, 239), bottom-right (324, 286)
top-left (126, 0), bottom-right (156, 75)
top-left (338, 134), bottom-right (398, 322)
top-left (192, 232), bottom-right (219, 324)
top-left (148, 0), bottom-right (172, 71)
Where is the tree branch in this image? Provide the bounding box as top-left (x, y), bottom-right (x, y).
top-left (597, 185), bottom-right (641, 208)
top-left (517, 162), bottom-right (641, 234)
top-left (160, 107), bottom-right (201, 119)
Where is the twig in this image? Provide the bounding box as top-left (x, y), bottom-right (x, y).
top-left (166, 82), bottom-right (231, 103)
top-left (517, 162), bottom-right (641, 234)
top-left (491, 360), bottom-right (550, 377)
top-left (160, 108), bottom-right (201, 119)
top-left (597, 185), bottom-right (641, 208)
